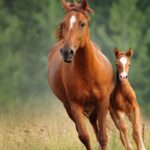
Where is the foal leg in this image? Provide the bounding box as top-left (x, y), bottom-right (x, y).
top-left (129, 107), bottom-right (146, 150)
top-left (70, 102), bottom-right (92, 150)
top-left (97, 97), bottom-right (109, 150)
top-left (110, 109), bottom-right (132, 150)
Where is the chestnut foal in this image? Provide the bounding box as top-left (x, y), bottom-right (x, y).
top-left (110, 48), bottom-right (146, 150)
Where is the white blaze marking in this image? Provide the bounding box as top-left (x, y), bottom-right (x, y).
top-left (120, 57), bottom-right (127, 77)
top-left (67, 15), bottom-right (76, 39)
top-left (69, 15), bottom-right (76, 31)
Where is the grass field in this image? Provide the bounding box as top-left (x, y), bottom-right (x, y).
top-left (0, 96), bottom-right (149, 150)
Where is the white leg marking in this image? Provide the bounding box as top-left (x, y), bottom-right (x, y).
top-left (119, 111), bottom-right (125, 119)
top-left (120, 57), bottom-right (127, 77)
top-left (140, 138), bottom-right (146, 150)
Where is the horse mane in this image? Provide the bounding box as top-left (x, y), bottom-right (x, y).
top-left (56, 21), bottom-right (64, 41)
top-left (56, 2), bottom-right (94, 41)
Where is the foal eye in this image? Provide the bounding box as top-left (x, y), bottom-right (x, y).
top-left (80, 22), bottom-right (85, 27)
top-left (116, 64), bottom-right (118, 66)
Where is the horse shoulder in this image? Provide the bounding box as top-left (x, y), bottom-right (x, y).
top-left (48, 40), bottom-right (63, 60)
top-left (129, 86), bottom-right (136, 100)
top-left (48, 40), bottom-right (68, 102)
top-left (91, 42), bottom-right (113, 72)
top-left (90, 42), bottom-right (114, 95)
top-left (125, 86), bottom-right (137, 107)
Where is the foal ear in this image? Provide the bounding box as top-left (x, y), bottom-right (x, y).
top-left (114, 47), bottom-right (119, 57)
top-left (62, 0), bottom-right (70, 12)
top-left (126, 48), bottom-right (133, 57)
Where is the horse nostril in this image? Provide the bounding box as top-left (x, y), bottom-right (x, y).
top-left (120, 75), bottom-right (127, 79)
top-left (60, 48), bottom-right (63, 54)
top-left (126, 76), bottom-right (128, 79)
top-left (60, 48), bottom-right (74, 60)
top-left (70, 49), bottom-right (74, 55)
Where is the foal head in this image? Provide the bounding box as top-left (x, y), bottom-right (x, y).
top-left (114, 48), bottom-right (133, 83)
top-left (58, 0), bottom-right (93, 63)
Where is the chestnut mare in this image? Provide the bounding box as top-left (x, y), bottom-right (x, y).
top-left (110, 48), bottom-right (146, 150)
top-left (48, 1), bottom-right (114, 150)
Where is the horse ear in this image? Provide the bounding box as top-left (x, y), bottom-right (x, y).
top-left (82, 0), bottom-right (88, 11)
top-left (126, 48), bottom-right (133, 57)
top-left (81, 0), bottom-right (94, 14)
top-left (62, 0), bottom-right (70, 12)
top-left (114, 47), bottom-right (119, 57)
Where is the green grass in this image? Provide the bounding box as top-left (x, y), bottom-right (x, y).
top-left (0, 96), bottom-right (149, 150)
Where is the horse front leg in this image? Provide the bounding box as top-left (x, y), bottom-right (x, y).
top-left (110, 109), bottom-right (133, 150)
top-left (63, 103), bottom-right (75, 122)
top-left (70, 102), bottom-right (92, 150)
top-left (97, 96), bottom-right (109, 150)
top-left (89, 111), bottom-right (99, 141)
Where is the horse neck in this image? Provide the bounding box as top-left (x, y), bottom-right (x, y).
top-left (116, 71), bottom-right (131, 95)
top-left (73, 30), bottom-right (96, 69)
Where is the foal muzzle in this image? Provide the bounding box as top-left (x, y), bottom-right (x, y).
top-left (119, 74), bottom-right (128, 83)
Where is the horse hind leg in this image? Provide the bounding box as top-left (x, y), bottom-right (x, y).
top-left (89, 110), bottom-right (99, 141)
top-left (70, 102), bottom-right (92, 150)
top-left (89, 111), bottom-right (102, 150)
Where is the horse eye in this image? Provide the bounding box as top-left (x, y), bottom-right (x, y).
top-left (80, 22), bottom-right (85, 27)
top-left (129, 64), bottom-right (131, 67)
top-left (116, 64), bottom-right (118, 66)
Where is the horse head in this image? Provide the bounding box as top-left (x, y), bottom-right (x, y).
top-left (58, 0), bottom-right (93, 63)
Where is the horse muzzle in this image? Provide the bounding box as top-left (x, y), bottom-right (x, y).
top-left (60, 48), bottom-right (74, 63)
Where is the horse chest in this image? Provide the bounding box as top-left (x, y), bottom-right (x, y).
top-left (66, 81), bottom-right (102, 104)
top-left (64, 71), bottom-right (107, 102)
top-left (114, 92), bottom-right (135, 112)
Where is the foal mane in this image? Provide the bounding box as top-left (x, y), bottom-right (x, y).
top-left (56, 2), bottom-right (93, 41)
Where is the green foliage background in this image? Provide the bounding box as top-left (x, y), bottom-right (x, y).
top-left (0, 0), bottom-right (150, 115)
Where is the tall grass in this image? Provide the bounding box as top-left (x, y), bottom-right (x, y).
top-left (0, 96), bottom-right (149, 150)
